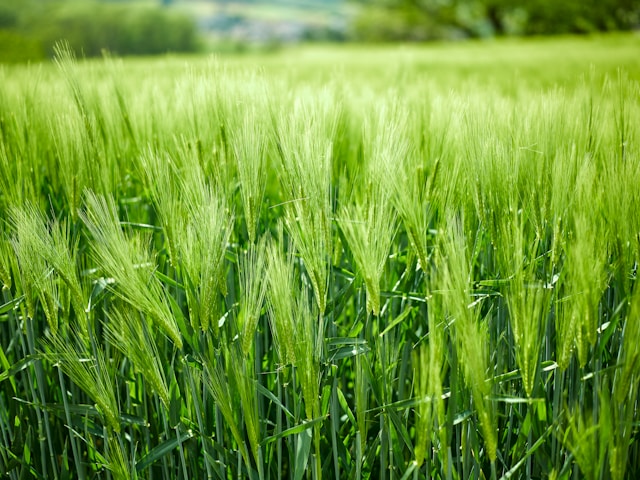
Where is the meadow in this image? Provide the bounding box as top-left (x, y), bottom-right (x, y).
top-left (0, 34), bottom-right (639, 479)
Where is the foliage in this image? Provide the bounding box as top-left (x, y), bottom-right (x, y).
top-left (0, 0), bottom-right (200, 62)
top-left (350, 0), bottom-right (640, 40)
top-left (0, 29), bottom-right (44, 63)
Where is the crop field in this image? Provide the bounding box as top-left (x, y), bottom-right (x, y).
top-left (0, 34), bottom-right (639, 479)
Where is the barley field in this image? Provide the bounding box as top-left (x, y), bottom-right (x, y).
top-left (1, 34), bottom-right (639, 479)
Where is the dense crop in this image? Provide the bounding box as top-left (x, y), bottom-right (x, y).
top-left (0, 35), bottom-right (639, 479)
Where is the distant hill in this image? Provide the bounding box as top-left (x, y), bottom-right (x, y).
top-left (176, 0), bottom-right (351, 42)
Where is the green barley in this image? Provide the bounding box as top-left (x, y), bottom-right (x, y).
top-left (498, 213), bottom-right (550, 397)
top-left (0, 35), bottom-right (639, 480)
top-left (228, 97), bottom-right (269, 244)
top-left (105, 436), bottom-right (137, 480)
top-left (274, 93), bottom-right (336, 315)
top-left (177, 177), bottom-right (232, 333)
top-left (373, 102), bottom-right (435, 273)
top-left (10, 205), bottom-right (86, 329)
top-left (9, 205), bottom-right (57, 331)
top-left (563, 211), bottom-right (608, 367)
top-left (104, 307), bottom-right (170, 409)
top-left (203, 355), bottom-right (252, 474)
top-left (414, 292), bottom-right (449, 473)
top-left (230, 346), bottom-right (264, 479)
top-left (0, 228), bottom-right (12, 289)
top-left (80, 191), bottom-right (183, 347)
top-left (439, 216), bottom-right (498, 463)
top-left (238, 237), bottom-right (269, 356)
top-left (337, 176), bottom-right (397, 317)
top-left (266, 232), bottom-right (297, 366)
top-left (43, 328), bottom-right (121, 433)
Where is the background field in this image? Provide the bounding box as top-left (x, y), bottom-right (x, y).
top-left (1, 0), bottom-right (639, 61)
top-left (1, 34), bottom-right (639, 479)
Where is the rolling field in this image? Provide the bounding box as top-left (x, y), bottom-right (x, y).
top-left (0, 34), bottom-right (639, 479)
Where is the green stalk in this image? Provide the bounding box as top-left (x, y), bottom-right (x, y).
top-left (176, 427), bottom-right (189, 480)
top-left (329, 374), bottom-right (340, 480)
top-left (215, 406), bottom-right (226, 479)
top-left (380, 414), bottom-right (387, 480)
top-left (185, 364), bottom-right (213, 480)
top-left (356, 431), bottom-right (362, 480)
top-left (58, 368), bottom-right (86, 480)
top-left (99, 425), bottom-right (111, 480)
top-left (25, 316), bottom-right (58, 480)
top-left (277, 369), bottom-right (283, 480)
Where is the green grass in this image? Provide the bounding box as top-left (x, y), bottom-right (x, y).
top-left (0, 34), bottom-right (639, 479)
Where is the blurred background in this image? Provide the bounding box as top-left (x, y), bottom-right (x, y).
top-left (0, 0), bottom-right (639, 62)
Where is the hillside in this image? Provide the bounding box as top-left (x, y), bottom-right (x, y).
top-left (176, 0), bottom-right (351, 42)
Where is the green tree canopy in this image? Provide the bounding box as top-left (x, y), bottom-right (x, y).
top-left (351, 0), bottom-right (640, 40)
top-left (0, 0), bottom-right (200, 62)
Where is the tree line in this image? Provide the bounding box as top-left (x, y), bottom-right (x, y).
top-left (1, 0), bottom-right (639, 62)
top-left (351, 0), bottom-right (640, 41)
top-left (0, 0), bottom-right (199, 63)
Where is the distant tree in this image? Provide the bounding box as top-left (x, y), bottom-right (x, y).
top-left (11, 1), bottom-right (200, 59)
top-left (350, 0), bottom-right (640, 40)
top-left (350, 0), bottom-right (492, 41)
top-left (0, 2), bottom-right (17, 29)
